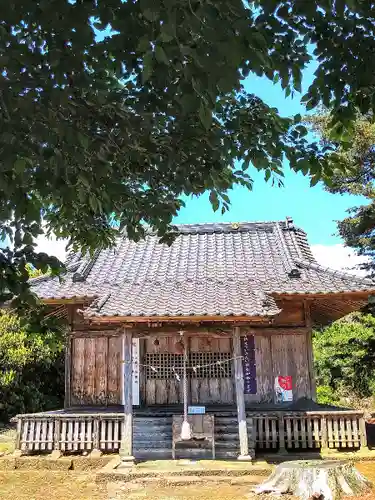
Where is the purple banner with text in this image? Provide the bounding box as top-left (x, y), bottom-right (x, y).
top-left (241, 335), bottom-right (257, 394)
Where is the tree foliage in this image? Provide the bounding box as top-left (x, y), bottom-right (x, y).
top-left (0, 309), bottom-right (65, 421)
top-left (308, 113), bottom-right (375, 274)
top-left (25, 263), bottom-right (48, 279)
top-left (314, 312), bottom-right (375, 404)
top-left (2, 0), bottom-right (375, 301)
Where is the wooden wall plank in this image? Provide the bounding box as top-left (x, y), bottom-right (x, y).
top-left (167, 337), bottom-right (180, 403)
top-left (84, 338), bottom-right (96, 404)
top-left (219, 337), bottom-right (233, 404)
top-left (249, 335), bottom-right (272, 403)
top-left (71, 338), bottom-right (85, 404)
top-left (95, 337), bottom-right (108, 404)
top-left (64, 336), bottom-right (72, 408)
top-left (107, 336), bottom-right (121, 404)
top-left (146, 380), bottom-right (156, 405)
top-left (271, 334), bottom-right (309, 401)
top-left (292, 334), bottom-right (309, 399)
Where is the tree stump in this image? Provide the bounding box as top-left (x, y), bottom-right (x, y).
top-left (254, 460), bottom-right (371, 500)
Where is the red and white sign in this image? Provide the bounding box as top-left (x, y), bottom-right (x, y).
top-left (275, 376), bottom-right (293, 402)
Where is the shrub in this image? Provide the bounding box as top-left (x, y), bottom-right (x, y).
top-left (314, 312), bottom-right (375, 404)
top-left (0, 309), bottom-right (65, 422)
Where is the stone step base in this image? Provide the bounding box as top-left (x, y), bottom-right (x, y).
top-left (127, 474), bottom-right (265, 487)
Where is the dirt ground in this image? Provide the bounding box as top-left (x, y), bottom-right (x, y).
top-left (0, 463), bottom-right (374, 500)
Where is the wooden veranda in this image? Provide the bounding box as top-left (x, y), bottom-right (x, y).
top-left (14, 405), bottom-right (368, 460)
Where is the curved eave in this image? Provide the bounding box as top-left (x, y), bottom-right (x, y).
top-left (272, 290), bottom-right (375, 298)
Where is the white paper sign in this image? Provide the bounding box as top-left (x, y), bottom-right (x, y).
top-left (132, 338), bottom-right (140, 406)
top-left (188, 406), bottom-right (206, 415)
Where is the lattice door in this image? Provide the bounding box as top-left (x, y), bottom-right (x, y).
top-left (143, 336), bottom-right (234, 405)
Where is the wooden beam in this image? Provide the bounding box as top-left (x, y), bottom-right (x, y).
top-left (64, 335), bottom-right (72, 409)
top-left (119, 328), bottom-right (134, 466)
top-left (241, 327), bottom-right (308, 336)
top-left (129, 325), bottom-right (232, 336)
top-left (85, 315), bottom-right (272, 324)
top-left (130, 326), bottom-right (308, 336)
top-left (304, 301), bottom-right (316, 401)
top-left (233, 327), bottom-right (253, 461)
top-left (71, 329), bottom-right (122, 338)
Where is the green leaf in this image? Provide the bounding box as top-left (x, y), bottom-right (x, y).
top-left (14, 158), bottom-right (26, 174)
top-left (159, 25), bottom-right (175, 42)
top-left (155, 46), bottom-right (169, 65)
top-left (140, 0), bottom-right (160, 20)
top-left (23, 232), bottom-right (33, 245)
top-left (199, 103), bottom-right (212, 130)
top-left (142, 51), bottom-right (154, 83)
top-left (78, 133), bottom-right (89, 150)
top-left (89, 195), bottom-right (98, 212)
top-left (136, 36), bottom-right (150, 53)
top-left (79, 174), bottom-right (91, 188)
top-left (295, 125), bottom-right (308, 136)
top-left (179, 93), bottom-right (198, 114)
top-left (296, 159), bottom-right (311, 175)
top-left (209, 191), bottom-right (219, 212)
top-left (306, 96), bottom-right (320, 111)
top-left (310, 174), bottom-right (320, 187)
top-left (142, 9), bottom-right (160, 21)
top-left (221, 193), bottom-right (231, 204)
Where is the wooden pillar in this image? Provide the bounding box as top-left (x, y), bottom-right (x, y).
top-left (304, 301), bottom-right (316, 401)
top-left (321, 415), bottom-right (328, 450)
top-left (64, 334), bottom-right (72, 409)
top-left (119, 328), bottom-right (135, 466)
top-left (50, 418), bottom-right (62, 459)
top-left (233, 326), bottom-right (253, 460)
top-left (359, 416), bottom-right (368, 449)
top-left (278, 413), bottom-right (287, 454)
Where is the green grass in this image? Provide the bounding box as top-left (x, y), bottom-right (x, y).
top-left (0, 442), bottom-right (14, 455)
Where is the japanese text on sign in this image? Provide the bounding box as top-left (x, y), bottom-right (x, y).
top-left (241, 335), bottom-right (257, 394)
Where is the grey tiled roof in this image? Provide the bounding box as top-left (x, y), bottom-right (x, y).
top-left (31, 220), bottom-right (375, 318)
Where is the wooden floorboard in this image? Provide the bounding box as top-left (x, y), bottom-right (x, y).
top-left (27, 400), bottom-right (352, 417)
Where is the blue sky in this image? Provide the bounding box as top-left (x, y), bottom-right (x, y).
top-left (175, 61), bottom-right (364, 247)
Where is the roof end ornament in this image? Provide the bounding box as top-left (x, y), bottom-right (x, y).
top-left (285, 216), bottom-right (294, 230)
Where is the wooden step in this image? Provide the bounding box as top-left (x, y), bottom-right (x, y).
top-left (215, 426), bottom-right (239, 434)
top-left (215, 434), bottom-right (238, 440)
top-left (215, 441), bottom-right (239, 449)
top-left (134, 441), bottom-right (172, 450)
top-left (134, 432), bottom-right (171, 437)
top-left (134, 417), bottom-right (172, 424)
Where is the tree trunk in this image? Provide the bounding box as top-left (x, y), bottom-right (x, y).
top-left (254, 460), bottom-right (371, 500)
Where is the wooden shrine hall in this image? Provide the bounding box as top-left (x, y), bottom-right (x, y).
top-left (13, 220), bottom-right (375, 461)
